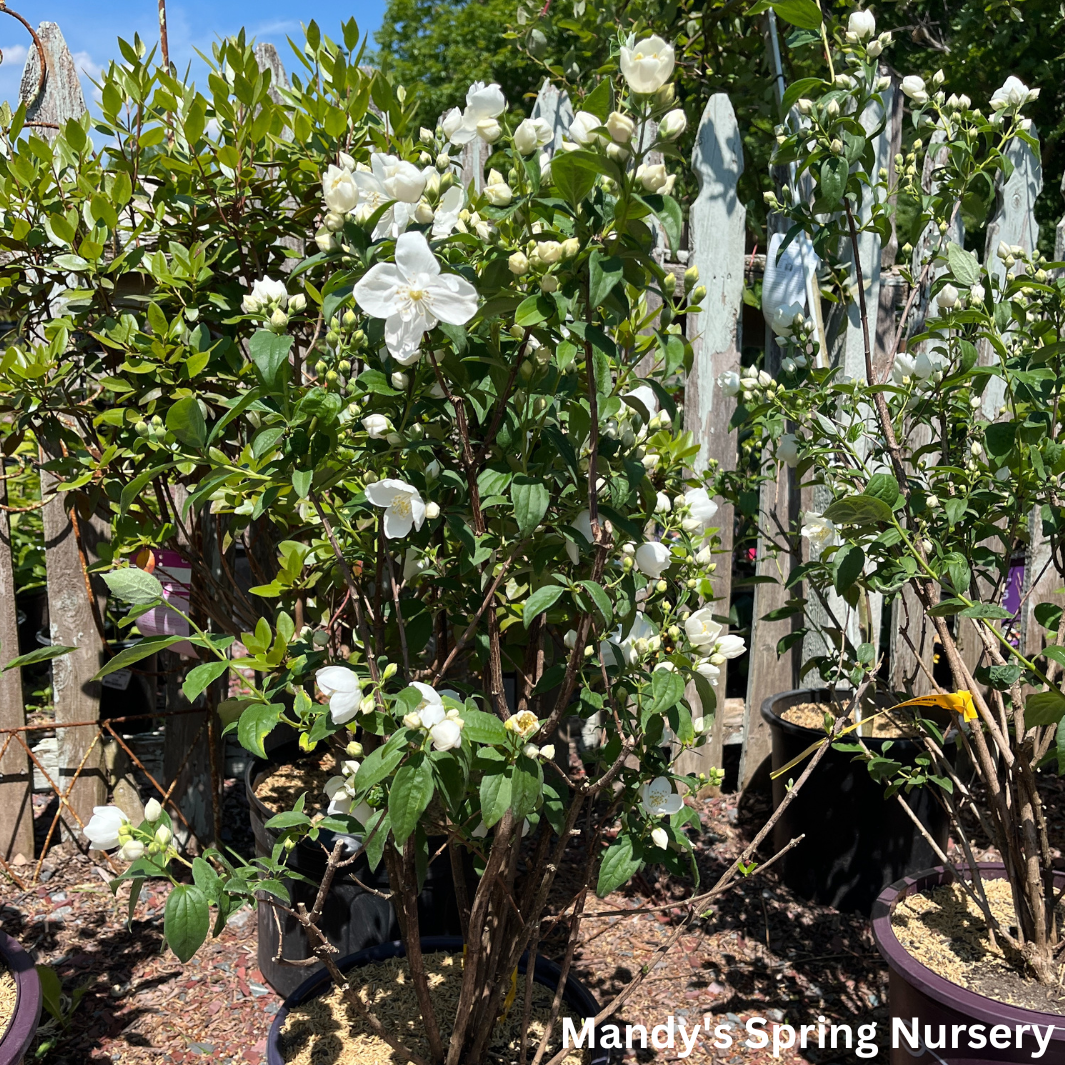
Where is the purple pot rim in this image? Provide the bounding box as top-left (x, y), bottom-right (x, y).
top-left (0, 931), bottom-right (42, 1065)
top-left (871, 862), bottom-right (1065, 1033)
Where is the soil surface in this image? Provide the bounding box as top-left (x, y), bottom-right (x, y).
top-left (781, 702), bottom-right (915, 738)
top-left (0, 965), bottom-right (14, 1041)
top-left (891, 878), bottom-right (1065, 1017)
top-left (278, 953), bottom-right (586, 1064)
top-left (254, 753), bottom-right (339, 819)
top-left (3, 766), bottom-right (1065, 1063)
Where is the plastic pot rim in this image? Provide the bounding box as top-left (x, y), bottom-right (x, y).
top-left (265, 935), bottom-right (609, 1065)
top-left (0, 932), bottom-right (42, 1065)
top-left (871, 862), bottom-right (1065, 1035)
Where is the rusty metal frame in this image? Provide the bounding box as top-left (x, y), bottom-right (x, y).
top-left (0, 706), bottom-right (221, 889)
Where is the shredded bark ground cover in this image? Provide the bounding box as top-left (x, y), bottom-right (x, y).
top-left (3, 769), bottom-right (1063, 1063)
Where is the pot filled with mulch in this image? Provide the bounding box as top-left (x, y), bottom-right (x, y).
top-left (247, 743), bottom-right (465, 998)
top-left (760, 688), bottom-right (951, 913)
top-left (872, 864), bottom-right (1065, 1064)
top-left (0, 932), bottom-right (41, 1065)
top-left (267, 935), bottom-right (606, 1065)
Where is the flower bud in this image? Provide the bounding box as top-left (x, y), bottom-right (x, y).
top-left (541, 274), bottom-right (559, 293)
top-left (662, 272), bottom-right (677, 298)
top-left (144, 798), bottom-right (163, 822)
top-left (288, 293), bottom-right (307, 313)
top-left (403, 712), bottom-right (423, 729)
top-left (537, 240), bottom-right (563, 264)
top-left (691, 285), bottom-right (706, 303)
top-left (509, 251), bottom-right (530, 275)
top-left (658, 108), bottom-right (687, 140)
top-left (391, 371), bottom-right (409, 390)
top-left (605, 111), bottom-right (635, 144)
top-left (684, 265), bottom-right (699, 291)
top-left (119, 840), bottom-right (145, 862)
top-left (425, 501), bottom-right (441, 520)
top-left (414, 199), bottom-right (435, 224)
top-left (155, 825), bottom-right (173, 847)
top-left (270, 307), bottom-right (289, 331)
top-left (560, 237), bottom-right (580, 260)
top-left (382, 662), bottom-right (399, 680)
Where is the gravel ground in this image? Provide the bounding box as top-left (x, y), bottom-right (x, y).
top-left (7, 765), bottom-right (1062, 1064)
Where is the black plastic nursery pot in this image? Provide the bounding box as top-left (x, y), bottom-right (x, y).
top-left (0, 932), bottom-right (42, 1065)
top-left (872, 865), bottom-right (1065, 1064)
top-left (246, 745), bottom-right (464, 998)
top-left (760, 688), bottom-right (950, 914)
top-left (266, 935), bottom-right (610, 1065)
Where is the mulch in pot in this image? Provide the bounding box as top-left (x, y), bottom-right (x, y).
top-left (0, 963), bottom-right (14, 1040)
top-left (781, 700), bottom-right (916, 739)
top-left (255, 752), bottom-right (339, 817)
top-left (277, 952), bottom-right (587, 1065)
top-left (891, 877), bottom-right (1065, 1017)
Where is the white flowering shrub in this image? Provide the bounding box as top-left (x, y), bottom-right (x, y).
top-left (71, 28), bottom-right (745, 1063)
top-left (728, 10), bottom-right (1065, 985)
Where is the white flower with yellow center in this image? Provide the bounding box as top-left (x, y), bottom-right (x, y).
top-left (640, 776), bottom-right (684, 817)
top-left (365, 479), bottom-right (427, 539)
top-left (316, 666), bottom-right (364, 723)
top-left (353, 231), bottom-right (479, 364)
top-left (620, 35), bottom-right (675, 94)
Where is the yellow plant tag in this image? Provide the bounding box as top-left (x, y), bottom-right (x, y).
top-left (891, 690), bottom-right (977, 721)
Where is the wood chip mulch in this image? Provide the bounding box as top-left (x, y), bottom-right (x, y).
top-left (28, 766), bottom-right (1065, 1063)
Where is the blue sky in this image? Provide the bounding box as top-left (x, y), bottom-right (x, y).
top-left (0, 0), bottom-right (388, 112)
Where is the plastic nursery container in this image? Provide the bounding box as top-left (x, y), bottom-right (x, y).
top-left (0, 932), bottom-right (42, 1065)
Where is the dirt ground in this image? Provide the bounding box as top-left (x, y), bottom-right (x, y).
top-left (3, 766), bottom-right (1063, 1065)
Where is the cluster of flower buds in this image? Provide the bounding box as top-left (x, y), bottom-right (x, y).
top-left (242, 276), bottom-right (305, 332)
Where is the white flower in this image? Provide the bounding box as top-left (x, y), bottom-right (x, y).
top-left (362, 413), bottom-right (393, 439)
top-left (505, 710), bottom-right (541, 737)
top-left (323, 776), bottom-right (373, 822)
top-left (620, 35), bottom-right (675, 94)
top-left (523, 743), bottom-right (541, 759)
top-left (640, 776), bottom-right (684, 817)
top-left (317, 666), bottom-right (364, 724)
top-left (636, 162), bottom-right (668, 193)
top-left (566, 509), bottom-right (593, 564)
top-left (683, 488), bottom-right (719, 535)
top-left (656, 491), bottom-right (672, 514)
top-left (991, 76), bottom-right (1036, 112)
top-left (635, 541), bottom-right (671, 578)
top-left (539, 150), bottom-right (553, 184)
top-left (315, 227), bottom-right (339, 253)
top-left (442, 107), bottom-right (463, 139)
top-left (84, 805), bottom-right (130, 851)
top-left (477, 118), bottom-right (502, 143)
top-left (658, 109), bottom-right (687, 140)
top-left (762, 231), bottom-right (818, 337)
top-left (891, 352), bottom-right (916, 386)
top-left (901, 75), bottom-right (929, 105)
top-left (568, 111), bottom-right (602, 147)
top-left (431, 186), bottom-right (465, 240)
top-left (564, 629), bottom-right (578, 649)
top-left (514, 117), bottom-right (552, 154)
top-left (696, 659), bottom-right (721, 685)
top-left (717, 370), bottom-right (741, 397)
top-left (365, 478), bottom-right (427, 539)
top-left (602, 612), bottom-right (655, 667)
top-left (144, 798), bottom-right (162, 822)
top-left (430, 719), bottom-right (463, 751)
top-left (936, 283), bottom-right (959, 310)
top-left (536, 240), bottom-right (563, 264)
top-left (713, 634), bottom-right (746, 659)
top-left (605, 111), bottom-right (635, 144)
top-left (778, 433), bottom-right (800, 467)
top-left (685, 606), bottom-right (722, 652)
top-left (509, 251), bottom-right (529, 275)
top-left (119, 840), bottom-right (145, 862)
top-left (847, 9), bottom-right (876, 38)
top-left (693, 715), bottom-right (708, 733)
top-left (353, 231), bottom-right (479, 364)
top-left (623, 385), bottom-right (658, 419)
top-left (242, 276), bottom-right (288, 314)
top-left (484, 169), bottom-right (513, 206)
top-left (449, 82), bottom-right (507, 145)
top-left (800, 512), bottom-right (838, 551)
top-left (322, 164), bottom-right (359, 213)
top-left (651, 826), bottom-right (669, 850)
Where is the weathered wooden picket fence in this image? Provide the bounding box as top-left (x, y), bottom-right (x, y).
top-left (0, 18), bottom-right (1060, 879)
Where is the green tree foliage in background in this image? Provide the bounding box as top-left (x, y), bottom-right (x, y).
top-left (374, 0), bottom-right (548, 127)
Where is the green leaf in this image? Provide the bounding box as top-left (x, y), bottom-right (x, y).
top-left (164, 884), bottom-right (210, 962)
top-left (833, 545), bottom-right (865, 594)
top-left (165, 397), bottom-right (207, 449)
top-left (120, 462), bottom-right (176, 516)
top-left (35, 965), bottom-right (63, 1022)
top-left (523, 584), bottom-right (565, 627)
top-left (551, 150), bottom-right (598, 206)
top-left (820, 156), bottom-right (846, 206)
top-left (582, 79), bottom-right (612, 121)
top-left (510, 755), bottom-right (542, 819)
top-left (782, 77), bottom-right (823, 114)
top-left (650, 669), bottom-right (685, 714)
top-left (388, 756), bottom-right (434, 846)
top-left (364, 808), bottom-right (390, 871)
top-left (354, 742), bottom-right (407, 790)
top-left (984, 422), bottom-right (1015, 461)
top-left (641, 194), bottom-right (682, 256)
top-left (191, 856), bottom-right (222, 903)
top-left (462, 708), bottom-right (508, 745)
top-left (768, 0), bottom-right (824, 28)
top-left (959, 603), bottom-right (1012, 619)
top-left (597, 834), bottom-right (643, 896)
top-left (589, 250), bottom-right (624, 309)
top-left (480, 766), bottom-right (512, 828)
top-left (823, 494), bottom-right (895, 526)
top-left (182, 660), bottom-right (229, 703)
top-left (236, 703), bottom-right (282, 759)
top-left (865, 473), bottom-right (899, 508)
top-left (3, 645), bottom-right (76, 671)
top-left (510, 476), bottom-right (549, 536)
top-left (578, 580), bottom-right (612, 627)
top-left (248, 330), bottom-right (292, 391)
top-left (264, 809), bottom-right (311, 829)
top-left (947, 242), bottom-right (981, 287)
top-left (1041, 646), bottom-right (1065, 669)
top-left (514, 295), bottom-right (553, 327)
top-left (95, 636), bottom-right (187, 680)
top-left (1026, 689), bottom-right (1065, 727)
top-left (104, 567), bottom-right (163, 605)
